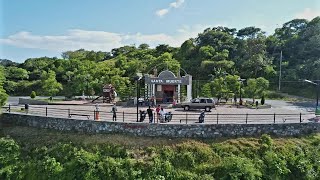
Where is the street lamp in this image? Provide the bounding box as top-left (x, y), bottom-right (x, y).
top-left (238, 78), bottom-right (246, 105)
top-left (134, 73), bottom-right (142, 122)
top-left (304, 79), bottom-right (320, 115)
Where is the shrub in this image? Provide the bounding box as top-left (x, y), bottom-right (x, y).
top-left (214, 155), bottom-right (262, 179)
top-left (30, 91), bottom-right (36, 99)
top-left (0, 89), bottom-right (8, 106)
top-left (0, 138), bottom-right (21, 179)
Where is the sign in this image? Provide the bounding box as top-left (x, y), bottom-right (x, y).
top-left (145, 77), bottom-right (189, 85)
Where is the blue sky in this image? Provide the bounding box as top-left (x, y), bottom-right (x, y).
top-left (0, 0), bottom-right (319, 62)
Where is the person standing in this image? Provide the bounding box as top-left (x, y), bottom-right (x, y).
top-left (147, 106), bottom-right (153, 123)
top-left (159, 107), bottom-right (166, 122)
top-left (112, 103), bottom-right (117, 121)
top-left (95, 103), bottom-right (100, 120)
top-left (156, 105), bottom-right (161, 122)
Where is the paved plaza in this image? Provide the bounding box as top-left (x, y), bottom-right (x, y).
top-left (7, 98), bottom-right (317, 124)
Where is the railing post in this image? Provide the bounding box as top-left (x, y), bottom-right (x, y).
top-left (8, 104), bottom-right (10, 113)
top-left (300, 113), bottom-right (302, 123)
top-left (217, 113), bottom-right (219, 124)
top-left (68, 109), bottom-right (70, 118)
top-left (46, 107), bottom-right (48, 117)
top-left (157, 115), bottom-right (159, 123)
top-left (94, 110), bottom-right (96, 120)
top-left (186, 113), bottom-right (188, 124)
top-left (123, 111), bottom-right (125, 122)
top-left (274, 113), bottom-right (276, 123)
top-left (246, 113), bottom-right (248, 124)
top-left (153, 112), bottom-right (156, 123)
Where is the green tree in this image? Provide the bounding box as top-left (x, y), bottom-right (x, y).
top-left (41, 70), bottom-right (63, 97)
top-left (5, 66), bottom-right (29, 80)
top-left (245, 77), bottom-right (269, 102)
top-left (0, 66), bottom-right (8, 106)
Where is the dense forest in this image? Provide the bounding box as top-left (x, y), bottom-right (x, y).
top-left (0, 17), bottom-right (319, 102)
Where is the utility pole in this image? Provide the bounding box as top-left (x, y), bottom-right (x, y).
top-left (278, 51), bottom-right (282, 91)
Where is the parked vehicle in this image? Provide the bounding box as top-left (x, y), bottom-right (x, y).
top-left (180, 98), bottom-right (215, 112)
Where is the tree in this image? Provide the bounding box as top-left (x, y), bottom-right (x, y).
top-left (138, 44), bottom-right (150, 50)
top-left (245, 77), bottom-right (269, 102)
top-left (5, 67), bottom-right (29, 80)
top-left (212, 77), bottom-right (227, 102)
top-left (0, 66), bottom-right (8, 106)
top-left (237, 26), bottom-right (264, 39)
top-left (41, 70), bottom-right (63, 97)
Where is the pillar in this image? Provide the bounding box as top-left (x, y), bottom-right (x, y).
top-left (177, 84), bottom-right (181, 103)
top-left (187, 75), bottom-right (192, 102)
top-left (152, 84), bottom-right (156, 105)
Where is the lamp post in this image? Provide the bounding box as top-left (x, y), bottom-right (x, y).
top-left (304, 79), bottom-right (319, 114)
top-left (134, 74), bottom-right (142, 122)
top-left (279, 50), bottom-right (283, 91)
top-left (238, 78), bottom-right (246, 105)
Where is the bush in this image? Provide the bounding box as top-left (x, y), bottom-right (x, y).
top-left (30, 91), bottom-right (36, 99)
top-left (0, 89), bottom-right (8, 106)
top-left (214, 155), bottom-right (262, 179)
top-left (0, 138), bottom-right (21, 179)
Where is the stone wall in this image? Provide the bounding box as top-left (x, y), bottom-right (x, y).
top-left (1, 113), bottom-right (320, 138)
top-left (19, 98), bottom-right (48, 105)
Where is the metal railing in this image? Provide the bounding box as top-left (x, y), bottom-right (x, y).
top-left (2, 104), bottom-right (314, 124)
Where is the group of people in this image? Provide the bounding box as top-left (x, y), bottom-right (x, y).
top-left (145, 105), bottom-right (171, 123)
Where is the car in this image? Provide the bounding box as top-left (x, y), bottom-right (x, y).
top-left (180, 98), bottom-right (215, 112)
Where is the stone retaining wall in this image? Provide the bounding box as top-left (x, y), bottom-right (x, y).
top-left (1, 113), bottom-right (320, 138)
top-left (19, 98), bottom-right (48, 105)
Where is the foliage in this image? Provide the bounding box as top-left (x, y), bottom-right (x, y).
top-left (245, 77), bottom-right (269, 102)
top-left (0, 66), bottom-right (8, 106)
top-left (30, 91), bottom-right (36, 99)
top-left (0, 138), bottom-right (21, 179)
top-left (41, 70), bottom-right (63, 96)
top-left (1, 133), bottom-right (320, 179)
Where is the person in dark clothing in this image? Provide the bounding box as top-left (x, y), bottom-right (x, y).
top-left (147, 106), bottom-right (154, 123)
top-left (199, 111), bottom-right (205, 123)
top-left (111, 103), bottom-right (117, 121)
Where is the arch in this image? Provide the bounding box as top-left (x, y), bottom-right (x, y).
top-left (145, 63), bottom-right (189, 76)
top-left (158, 70), bottom-right (176, 78)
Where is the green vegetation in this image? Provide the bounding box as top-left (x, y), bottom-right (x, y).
top-left (0, 17), bottom-right (319, 101)
top-left (1, 126), bottom-right (320, 179)
top-left (30, 91), bottom-right (36, 99)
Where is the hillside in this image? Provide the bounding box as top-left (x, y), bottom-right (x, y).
top-left (1, 125), bottom-right (320, 179)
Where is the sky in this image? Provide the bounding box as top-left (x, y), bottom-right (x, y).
top-left (0, 0), bottom-right (320, 62)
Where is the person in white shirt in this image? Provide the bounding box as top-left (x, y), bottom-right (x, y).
top-left (159, 108), bottom-right (166, 122)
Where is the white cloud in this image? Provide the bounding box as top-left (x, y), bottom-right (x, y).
top-left (0, 25), bottom-right (210, 53)
top-left (156, 9), bottom-right (169, 17)
top-left (170, 0), bottom-right (184, 8)
top-left (295, 8), bottom-right (320, 20)
top-left (0, 30), bottom-right (123, 52)
top-left (155, 0), bottom-right (185, 17)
